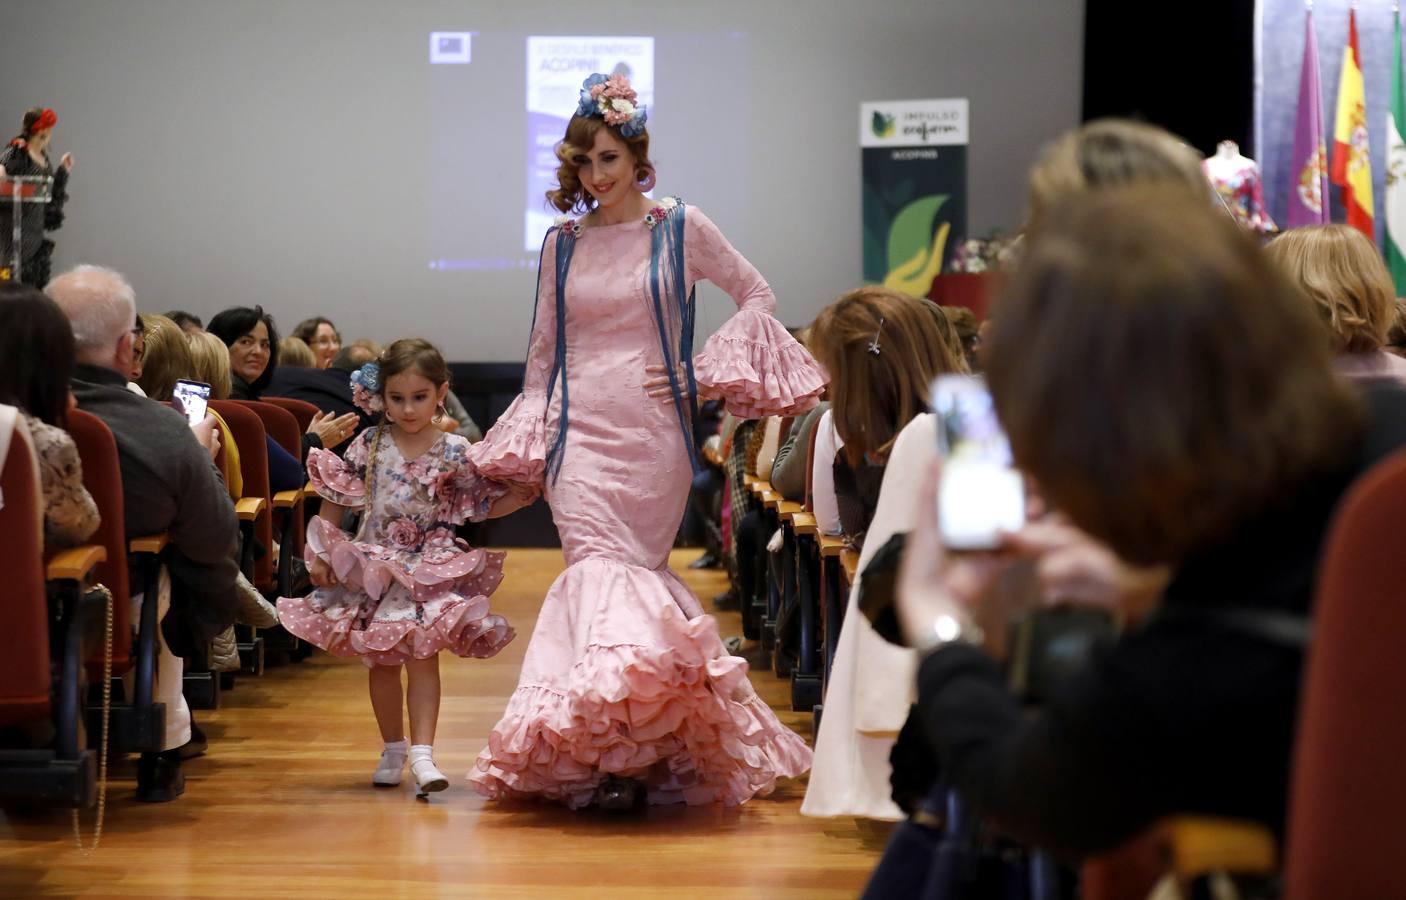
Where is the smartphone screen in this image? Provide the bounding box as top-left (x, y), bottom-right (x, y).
top-left (172, 379), bottom-right (212, 428)
top-left (932, 374), bottom-right (1025, 550)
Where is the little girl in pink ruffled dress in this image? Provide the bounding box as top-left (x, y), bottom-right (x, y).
top-left (277, 338), bottom-right (517, 795)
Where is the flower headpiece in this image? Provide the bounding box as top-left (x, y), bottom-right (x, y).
top-left (576, 73), bottom-right (648, 138)
top-left (350, 360), bottom-right (384, 415)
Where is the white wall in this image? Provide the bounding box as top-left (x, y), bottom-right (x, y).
top-left (1, 0), bottom-right (1084, 359)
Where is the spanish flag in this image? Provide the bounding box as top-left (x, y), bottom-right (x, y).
top-left (1332, 9), bottom-right (1374, 239)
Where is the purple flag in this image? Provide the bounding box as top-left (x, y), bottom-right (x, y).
top-left (1288, 10), bottom-right (1330, 227)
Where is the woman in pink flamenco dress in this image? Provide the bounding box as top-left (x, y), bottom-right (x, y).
top-left (468, 73), bottom-right (826, 810)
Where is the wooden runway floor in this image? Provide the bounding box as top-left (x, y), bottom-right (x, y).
top-left (1, 549), bottom-right (887, 899)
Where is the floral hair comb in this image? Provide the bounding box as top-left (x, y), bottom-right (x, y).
top-left (576, 73), bottom-right (648, 137)
top-left (350, 360), bottom-right (384, 415)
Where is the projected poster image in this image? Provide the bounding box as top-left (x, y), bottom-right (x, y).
top-left (525, 37), bottom-right (654, 251)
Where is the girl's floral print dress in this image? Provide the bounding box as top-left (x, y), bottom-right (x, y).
top-left (277, 428), bottom-right (513, 667)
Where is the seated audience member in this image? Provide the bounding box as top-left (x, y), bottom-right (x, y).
top-left (265, 339), bottom-right (379, 436)
top-left (128, 314), bottom-right (147, 389)
top-left (808, 287), bottom-right (959, 548)
top-left (1266, 224), bottom-right (1406, 389)
top-left (208, 305), bottom-right (356, 456)
top-left (48, 264), bottom-right (241, 802)
top-left (809, 120), bottom-right (1226, 826)
top-left (278, 335), bottom-right (317, 368)
top-left (796, 289), bottom-right (958, 820)
top-left (207, 305), bottom-right (279, 401)
top-left (136, 314), bottom-right (196, 402)
top-left (0, 283), bottom-right (99, 548)
top-left (890, 187), bottom-right (1406, 859)
top-left (143, 313), bottom-right (301, 493)
top-left (938, 304), bottom-right (980, 372)
top-left (1388, 298), bottom-right (1406, 357)
top-left (165, 310), bottom-right (203, 334)
top-left (291, 316), bottom-right (341, 370)
top-left (187, 330), bottom-right (243, 498)
top-left (770, 400), bottom-right (829, 503)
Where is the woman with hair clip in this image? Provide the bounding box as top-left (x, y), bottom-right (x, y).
top-left (0, 107), bottom-right (74, 287)
top-left (469, 72), bottom-right (826, 810)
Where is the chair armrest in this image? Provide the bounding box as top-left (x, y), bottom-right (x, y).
top-left (236, 497), bottom-right (268, 521)
top-left (777, 500), bottom-right (804, 521)
top-left (819, 534), bottom-right (845, 557)
top-left (46, 544), bottom-right (107, 582)
top-left (272, 489), bottom-right (302, 509)
top-left (743, 473), bottom-right (758, 488)
top-left (1161, 817), bottom-right (1277, 881)
top-left (129, 533), bottom-right (170, 555)
top-left (302, 482), bottom-right (319, 500)
top-left (841, 548), bottom-right (860, 583)
top-left (791, 512), bottom-right (819, 535)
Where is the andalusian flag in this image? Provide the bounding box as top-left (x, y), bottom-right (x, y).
top-left (1387, 8), bottom-right (1406, 292)
top-left (1332, 9), bottom-right (1374, 239)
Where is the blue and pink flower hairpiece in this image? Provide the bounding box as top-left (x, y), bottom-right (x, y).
top-left (576, 73), bottom-right (648, 137)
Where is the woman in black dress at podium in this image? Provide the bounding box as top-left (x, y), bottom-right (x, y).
top-left (0, 107), bottom-right (73, 287)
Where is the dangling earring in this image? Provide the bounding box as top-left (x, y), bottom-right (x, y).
top-left (433, 404), bottom-right (447, 424)
top-left (636, 166), bottom-right (656, 192)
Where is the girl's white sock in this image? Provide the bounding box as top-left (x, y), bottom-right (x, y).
top-left (409, 744), bottom-right (448, 793)
top-left (373, 739), bottom-right (409, 787)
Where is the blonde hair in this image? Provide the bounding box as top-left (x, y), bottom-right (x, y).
top-left (1025, 120), bottom-right (1207, 239)
top-left (809, 287), bottom-right (960, 465)
top-left (1266, 225), bottom-right (1396, 354)
top-left (136, 314), bottom-right (195, 401)
top-left (187, 329), bottom-right (233, 400)
top-left (1388, 298), bottom-right (1406, 356)
top-left (279, 335), bottom-right (317, 368)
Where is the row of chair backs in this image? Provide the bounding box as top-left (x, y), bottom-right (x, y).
top-left (0, 420), bottom-right (51, 726)
top-left (65, 409), bottom-right (134, 677)
top-left (239, 400), bottom-right (306, 557)
top-left (1283, 448), bottom-right (1406, 899)
top-left (210, 400), bottom-right (274, 591)
top-left (261, 395), bottom-right (318, 437)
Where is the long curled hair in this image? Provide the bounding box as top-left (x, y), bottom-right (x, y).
top-left (547, 115), bottom-right (654, 214)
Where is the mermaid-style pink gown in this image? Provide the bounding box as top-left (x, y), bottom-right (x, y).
top-left (467, 206), bottom-right (826, 807)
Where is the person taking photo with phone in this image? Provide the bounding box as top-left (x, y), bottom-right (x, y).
top-left (883, 186), bottom-right (1406, 866)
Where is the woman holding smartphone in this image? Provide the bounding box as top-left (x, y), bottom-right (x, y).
top-left (886, 187), bottom-right (1406, 862)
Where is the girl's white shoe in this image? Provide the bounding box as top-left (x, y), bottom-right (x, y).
top-left (373, 740), bottom-right (408, 787)
top-left (409, 744), bottom-right (448, 794)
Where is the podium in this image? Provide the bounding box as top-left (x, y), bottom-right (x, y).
top-left (0, 174), bottom-right (54, 282)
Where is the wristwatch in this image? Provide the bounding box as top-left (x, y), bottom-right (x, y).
top-left (913, 610), bottom-right (985, 654)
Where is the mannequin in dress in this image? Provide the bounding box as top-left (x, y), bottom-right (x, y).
top-left (1203, 140), bottom-right (1278, 235)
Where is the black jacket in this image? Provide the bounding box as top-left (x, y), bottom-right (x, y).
top-left (71, 364), bottom-right (239, 646)
top-left (914, 385), bottom-right (1406, 858)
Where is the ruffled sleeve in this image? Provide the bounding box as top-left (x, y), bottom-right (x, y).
top-left (439, 436), bottom-right (511, 524)
top-left (467, 233), bottom-right (558, 487)
top-left (307, 428), bottom-right (372, 508)
top-left (685, 208), bottom-right (828, 418)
